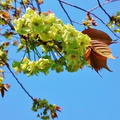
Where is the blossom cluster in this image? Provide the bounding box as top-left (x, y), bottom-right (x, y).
top-left (32, 98), bottom-right (61, 119)
top-left (0, 42), bottom-right (9, 86)
top-left (13, 8), bottom-right (90, 75)
top-left (107, 11), bottom-right (120, 33)
top-left (12, 57), bottom-right (51, 76)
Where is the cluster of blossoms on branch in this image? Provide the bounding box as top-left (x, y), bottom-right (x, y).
top-left (32, 98), bottom-right (61, 120)
top-left (0, 42), bottom-right (10, 97)
top-left (0, 42), bottom-right (9, 84)
top-left (12, 8), bottom-right (90, 76)
top-left (107, 11), bottom-right (120, 33)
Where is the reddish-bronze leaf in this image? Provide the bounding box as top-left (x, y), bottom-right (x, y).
top-left (1, 11), bottom-right (10, 19)
top-left (91, 40), bottom-right (115, 59)
top-left (3, 84), bottom-right (10, 91)
top-left (85, 47), bottom-right (91, 61)
top-left (0, 84), bottom-right (10, 97)
top-left (82, 28), bottom-right (112, 45)
top-left (1, 89), bottom-right (5, 97)
top-left (51, 112), bottom-right (58, 119)
top-left (82, 28), bottom-right (115, 72)
top-left (85, 48), bottom-right (112, 72)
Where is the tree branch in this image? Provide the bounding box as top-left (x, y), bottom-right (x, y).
top-left (89, 0), bottom-right (120, 12)
top-left (58, 0), bottom-right (73, 25)
top-left (71, 20), bottom-right (83, 25)
top-left (21, 0), bottom-right (26, 10)
top-left (35, 0), bottom-right (41, 14)
top-left (4, 61), bottom-right (34, 101)
top-left (96, 0), bottom-right (111, 19)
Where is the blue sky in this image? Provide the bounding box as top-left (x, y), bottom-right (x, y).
top-left (0, 0), bottom-right (120, 120)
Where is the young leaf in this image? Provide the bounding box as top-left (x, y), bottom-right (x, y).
top-left (85, 48), bottom-right (112, 72)
top-left (82, 28), bottom-right (112, 45)
top-left (1, 11), bottom-right (10, 19)
top-left (0, 84), bottom-right (10, 97)
top-left (91, 40), bottom-right (115, 59)
top-left (82, 28), bottom-right (115, 72)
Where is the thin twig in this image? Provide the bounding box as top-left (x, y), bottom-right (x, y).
top-left (51, 49), bottom-right (57, 60)
top-left (71, 20), bottom-right (83, 25)
top-left (110, 0), bottom-right (120, 2)
top-left (24, 35), bottom-right (31, 60)
top-left (33, 49), bottom-right (36, 61)
top-left (97, 0), bottom-right (111, 18)
top-left (14, 0), bottom-right (17, 16)
top-left (21, 51), bottom-right (26, 62)
top-left (60, 0), bottom-right (88, 13)
top-left (35, 0), bottom-right (41, 14)
top-left (0, 16), bottom-right (15, 30)
top-left (1, 59), bottom-right (34, 100)
top-left (89, 0), bottom-right (120, 12)
top-left (58, 0), bottom-right (73, 25)
top-left (30, 0), bottom-right (34, 9)
top-left (55, 49), bottom-right (63, 58)
top-left (34, 48), bottom-right (41, 58)
top-left (21, 0), bottom-right (26, 10)
top-left (7, 21), bottom-right (15, 31)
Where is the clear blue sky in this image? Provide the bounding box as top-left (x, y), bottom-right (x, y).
top-left (0, 0), bottom-right (120, 120)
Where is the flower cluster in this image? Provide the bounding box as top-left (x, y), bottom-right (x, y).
top-left (62, 24), bottom-right (90, 71)
top-left (0, 42), bottom-right (9, 86)
top-left (0, 0), bottom-right (14, 10)
top-left (13, 8), bottom-right (90, 75)
top-left (107, 11), bottom-right (120, 33)
top-left (32, 98), bottom-right (61, 120)
top-left (12, 57), bottom-right (51, 76)
top-left (83, 13), bottom-right (97, 27)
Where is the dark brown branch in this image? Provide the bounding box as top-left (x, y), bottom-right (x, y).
top-left (71, 20), bottom-right (83, 25)
top-left (60, 0), bottom-right (88, 13)
top-left (111, 0), bottom-right (120, 2)
top-left (89, 0), bottom-right (120, 12)
top-left (5, 62), bottom-right (34, 101)
top-left (58, 0), bottom-right (73, 25)
top-left (35, 0), bottom-right (41, 14)
top-left (89, 1), bottom-right (110, 12)
top-left (21, 0), bottom-right (26, 10)
top-left (7, 21), bottom-right (15, 31)
top-left (14, 0), bottom-right (17, 16)
top-left (97, 0), bottom-right (111, 19)
top-left (0, 17), bottom-right (15, 30)
top-left (1, 56), bottom-right (33, 100)
top-left (34, 48), bottom-right (41, 58)
top-left (30, 0), bottom-right (34, 9)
